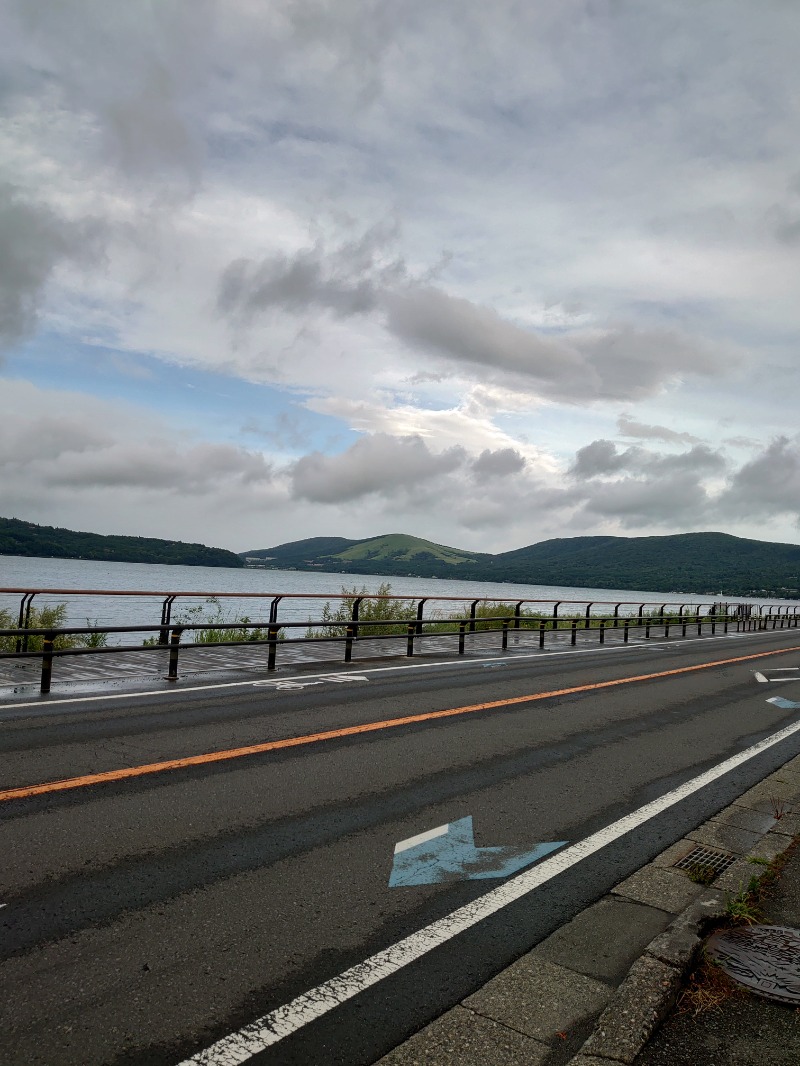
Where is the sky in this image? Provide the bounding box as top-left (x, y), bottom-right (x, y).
top-left (2, 0), bottom-right (800, 555)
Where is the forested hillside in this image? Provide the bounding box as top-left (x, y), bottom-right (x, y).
top-left (243, 531), bottom-right (800, 596)
top-left (0, 517), bottom-right (244, 568)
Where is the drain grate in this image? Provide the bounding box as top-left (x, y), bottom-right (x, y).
top-left (673, 844), bottom-right (737, 879)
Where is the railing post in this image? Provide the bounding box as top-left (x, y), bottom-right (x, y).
top-left (664, 617), bottom-right (670, 638)
top-left (166, 626), bottom-right (182, 680)
top-left (585, 603), bottom-right (593, 630)
top-left (17, 592), bottom-right (35, 654)
top-left (159, 595), bottom-right (176, 646)
top-left (469, 600), bottom-right (479, 633)
top-left (458, 621), bottom-right (466, 655)
top-left (539, 620), bottom-right (545, 648)
top-left (269, 595), bottom-right (284, 626)
top-left (613, 603), bottom-right (621, 628)
top-left (599, 620), bottom-right (605, 644)
top-left (645, 616), bottom-right (651, 639)
top-left (501, 621), bottom-right (508, 650)
top-left (406, 623), bottom-right (415, 657)
top-left (415, 598), bottom-right (427, 636)
top-left (711, 615), bottom-right (716, 635)
top-left (552, 601), bottom-right (561, 630)
top-left (697, 614), bottom-right (702, 635)
top-left (623, 619), bottom-right (629, 643)
top-left (40, 630), bottom-right (55, 694)
top-left (267, 625), bottom-right (279, 670)
top-left (344, 623), bottom-right (355, 663)
top-left (514, 601), bottom-right (524, 630)
top-left (571, 620), bottom-right (577, 646)
top-left (682, 614), bottom-right (687, 637)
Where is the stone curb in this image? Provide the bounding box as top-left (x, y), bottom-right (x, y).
top-left (566, 759), bottom-right (800, 1066)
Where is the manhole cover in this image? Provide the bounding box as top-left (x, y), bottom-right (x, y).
top-left (706, 926), bottom-right (800, 1004)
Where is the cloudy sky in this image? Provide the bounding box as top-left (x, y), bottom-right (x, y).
top-left (2, 0), bottom-right (800, 554)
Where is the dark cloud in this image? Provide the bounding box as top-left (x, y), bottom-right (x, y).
top-left (0, 184), bottom-right (103, 347)
top-left (471, 447), bottom-right (526, 481)
top-left (571, 439), bottom-right (724, 481)
top-left (717, 436), bottom-right (800, 519)
top-left (617, 413), bottom-right (703, 445)
top-left (570, 439), bottom-right (631, 479)
top-left (290, 432), bottom-right (466, 502)
top-left (0, 407), bottom-right (273, 494)
top-left (218, 223), bottom-right (405, 321)
top-left (580, 472), bottom-right (711, 527)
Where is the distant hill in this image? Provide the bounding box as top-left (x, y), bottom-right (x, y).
top-left (0, 517), bottom-right (244, 568)
top-left (242, 531), bottom-right (800, 596)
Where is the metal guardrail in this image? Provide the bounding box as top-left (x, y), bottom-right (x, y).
top-left (1, 599), bottom-right (798, 694)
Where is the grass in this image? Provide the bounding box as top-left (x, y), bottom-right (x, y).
top-left (143, 597), bottom-right (281, 645)
top-left (0, 604), bottom-right (108, 651)
top-left (686, 863), bottom-right (717, 885)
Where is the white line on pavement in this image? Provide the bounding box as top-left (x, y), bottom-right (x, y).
top-left (176, 713), bottom-right (800, 1066)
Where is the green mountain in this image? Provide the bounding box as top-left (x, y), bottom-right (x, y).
top-left (242, 531), bottom-right (800, 596)
top-left (0, 517), bottom-right (244, 568)
top-left (242, 533), bottom-right (488, 577)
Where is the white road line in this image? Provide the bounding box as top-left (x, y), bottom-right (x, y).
top-left (394, 823), bottom-right (450, 854)
top-left (0, 626), bottom-right (788, 713)
top-left (176, 714), bottom-right (800, 1066)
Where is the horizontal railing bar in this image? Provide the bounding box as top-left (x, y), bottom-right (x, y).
top-left (0, 610), bottom-right (736, 640)
top-left (0, 586), bottom-right (743, 608)
top-left (0, 613), bottom-right (745, 661)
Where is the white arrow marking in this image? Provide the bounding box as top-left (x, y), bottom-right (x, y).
top-left (755, 668), bottom-right (799, 683)
top-left (176, 715), bottom-right (800, 1066)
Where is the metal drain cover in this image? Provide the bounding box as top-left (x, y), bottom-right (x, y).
top-left (673, 845), bottom-right (736, 879)
top-left (706, 925), bottom-right (800, 1004)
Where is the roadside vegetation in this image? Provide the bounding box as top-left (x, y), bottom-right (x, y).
top-left (308, 585), bottom-right (732, 639)
top-left (0, 603), bottom-right (108, 651)
top-left (142, 597), bottom-right (282, 645)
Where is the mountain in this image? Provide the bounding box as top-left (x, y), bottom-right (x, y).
top-left (242, 531), bottom-right (800, 596)
top-left (0, 517), bottom-right (244, 568)
top-left (242, 533), bottom-right (488, 577)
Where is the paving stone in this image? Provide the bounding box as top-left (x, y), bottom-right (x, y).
top-left (611, 865), bottom-right (704, 914)
top-left (464, 955), bottom-right (611, 1044)
top-left (713, 856), bottom-right (760, 895)
top-left (748, 830), bottom-right (796, 864)
top-left (645, 888), bottom-right (724, 969)
top-left (649, 840), bottom-right (698, 870)
top-left (709, 804), bottom-right (777, 835)
top-left (534, 897), bottom-right (672, 984)
top-left (735, 778), bottom-right (800, 814)
top-left (769, 811), bottom-right (800, 837)
top-left (686, 820), bottom-right (762, 854)
top-left (375, 1005), bottom-right (550, 1066)
top-left (580, 956), bottom-right (682, 1064)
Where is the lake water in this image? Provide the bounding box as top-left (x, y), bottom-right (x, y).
top-left (0, 555), bottom-right (791, 639)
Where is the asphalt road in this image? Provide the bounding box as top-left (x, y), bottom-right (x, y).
top-left (3, 626), bottom-right (800, 1065)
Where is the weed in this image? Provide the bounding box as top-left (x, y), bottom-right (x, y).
top-left (677, 956), bottom-right (743, 1016)
top-left (687, 863), bottom-right (717, 885)
top-left (723, 877), bottom-right (764, 924)
top-left (768, 794), bottom-right (791, 820)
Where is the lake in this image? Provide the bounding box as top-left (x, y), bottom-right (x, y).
top-left (0, 554), bottom-right (790, 638)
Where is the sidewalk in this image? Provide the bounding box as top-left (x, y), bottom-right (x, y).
top-left (377, 756), bottom-right (800, 1066)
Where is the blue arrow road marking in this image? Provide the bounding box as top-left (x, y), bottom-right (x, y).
top-left (389, 816), bottom-right (567, 887)
top-left (767, 696), bottom-right (800, 709)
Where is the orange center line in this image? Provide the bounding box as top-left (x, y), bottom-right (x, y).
top-left (2, 642), bottom-right (799, 804)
